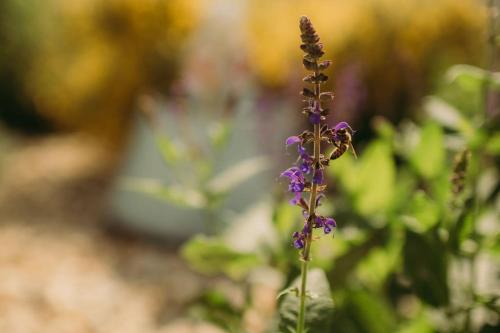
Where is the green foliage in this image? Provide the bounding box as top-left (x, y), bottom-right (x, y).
top-left (403, 230), bottom-right (449, 307)
top-left (181, 235), bottom-right (262, 280)
top-left (332, 290), bottom-right (397, 333)
top-left (277, 269), bottom-right (334, 333)
top-left (409, 122), bottom-right (445, 179)
top-left (330, 140), bottom-right (396, 219)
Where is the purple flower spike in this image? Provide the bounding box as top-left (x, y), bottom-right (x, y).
top-left (313, 169), bottom-right (324, 184)
top-left (286, 136), bottom-right (301, 146)
top-left (309, 112), bottom-right (321, 124)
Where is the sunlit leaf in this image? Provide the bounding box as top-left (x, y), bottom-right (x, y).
top-left (354, 141), bottom-right (396, 217)
top-left (207, 156), bottom-right (270, 195)
top-left (446, 64), bottom-right (500, 91)
top-left (409, 122), bottom-right (445, 179)
top-left (485, 132), bottom-right (500, 155)
top-left (396, 312), bottom-right (433, 333)
top-left (423, 97), bottom-right (473, 137)
top-left (402, 191), bottom-right (441, 233)
top-left (209, 120), bottom-right (232, 150)
top-left (120, 177), bottom-right (206, 208)
top-left (181, 235), bottom-right (262, 280)
top-left (277, 269), bottom-right (334, 333)
top-left (154, 132), bottom-right (181, 166)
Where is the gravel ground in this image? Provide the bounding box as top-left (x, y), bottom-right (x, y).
top-left (0, 133), bottom-right (225, 333)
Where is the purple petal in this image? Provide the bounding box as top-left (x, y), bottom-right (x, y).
top-left (334, 121), bottom-right (354, 134)
top-left (289, 181), bottom-right (305, 193)
top-left (313, 169), bottom-right (324, 184)
top-left (294, 238), bottom-right (304, 249)
top-left (300, 161), bottom-right (312, 174)
top-left (281, 167), bottom-right (301, 179)
top-left (315, 216), bottom-right (324, 227)
top-left (289, 192), bottom-right (302, 205)
top-left (309, 112), bottom-right (321, 124)
top-left (325, 217), bottom-right (337, 228)
top-left (286, 136), bottom-right (301, 146)
top-left (324, 225), bottom-right (332, 234)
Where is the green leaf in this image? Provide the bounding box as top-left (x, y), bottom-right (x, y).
top-left (354, 141), bottom-right (396, 217)
top-left (485, 132), bottom-right (500, 155)
top-left (449, 197), bottom-right (475, 253)
top-left (409, 122), bottom-right (445, 179)
top-left (277, 269), bottom-right (334, 333)
top-left (330, 140), bottom-right (396, 218)
top-left (401, 191), bottom-right (441, 233)
top-left (207, 156), bottom-right (270, 195)
top-left (446, 64), bottom-right (500, 92)
top-left (208, 121), bottom-right (232, 150)
top-left (403, 230), bottom-right (449, 307)
top-left (330, 228), bottom-right (389, 288)
top-left (181, 235), bottom-right (262, 280)
top-left (154, 134), bottom-right (180, 166)
top-left (276, 287), bottom-right (299, 300)
top-left (396, 312), bottom-right (433, 333)
top-left (333, 289), bottom-right (397, 333)
top-left (423, 97), bottom-right (474, 138)
top-left (120, 177), bottom-right (206, 208)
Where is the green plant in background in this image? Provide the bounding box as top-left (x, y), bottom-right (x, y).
top-left (278, 17), bottom-right (357, 333)
top-left (122, 95), bottom-right (270, 235)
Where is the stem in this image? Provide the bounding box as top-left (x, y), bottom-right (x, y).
top-left (297, 76), bottom-right (322, 333)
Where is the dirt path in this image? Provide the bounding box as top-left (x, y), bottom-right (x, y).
top-left (0, 133), bottom-right (223, 333)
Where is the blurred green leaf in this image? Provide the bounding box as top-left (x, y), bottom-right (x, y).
top-left (402, 191), bottom-right (441, 233)
top-left (274, 201), bottom-right (298, 238)
top-left (446, 65), bottom-right (500, 91)
top-left (181, 235), bottom-right (262, 280)
top-left (373, 116), bottom-right (396, 142)
top-left (396, 313), bottom-right (433, 333)
top-left (333, 290), bottom-right (397, 333)
top-left (207, 156), bottom-right (270, 195)
top-left (330, 228), bottom-right (389, 289)
top-left (356, 230), bottom-right (403, 289)
top-left (403, 230), bottom-right (449, 307)
top-left (485, 132), bottom-right (500, 155)
top-left (154, 134), bottom-right (181, 165)
top-left (423, 97), bottom-right (474, 137)
top-left (120, 177), bottom-right (206, 208)
top-left (208, 120), bottom-right (232, 150)
top-left (277, 269), bottom-right (334, 333)
top-left (409, 122), bottom-right (445, 179)
top-left (449, 197), bottom-right (475, 253)
top-left (354, 141), bottom-right (396, 217)
top-left (330, 140), bottom-right (395, 218)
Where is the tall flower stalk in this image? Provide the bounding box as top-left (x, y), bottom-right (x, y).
top-left (280, 17), bottom-right (356, 333)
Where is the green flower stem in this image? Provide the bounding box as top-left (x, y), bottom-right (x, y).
top-left (297, 117), bottom-right (321, 332)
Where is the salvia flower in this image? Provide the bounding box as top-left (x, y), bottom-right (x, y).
top-left (280, 16), bottom-right (356, 253)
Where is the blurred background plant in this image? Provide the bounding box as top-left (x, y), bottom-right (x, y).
top-left (0, 0), bottom-right (498, 332)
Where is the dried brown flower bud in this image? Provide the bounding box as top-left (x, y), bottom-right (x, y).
top-left (301, 88), bottom-right (316, 98)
